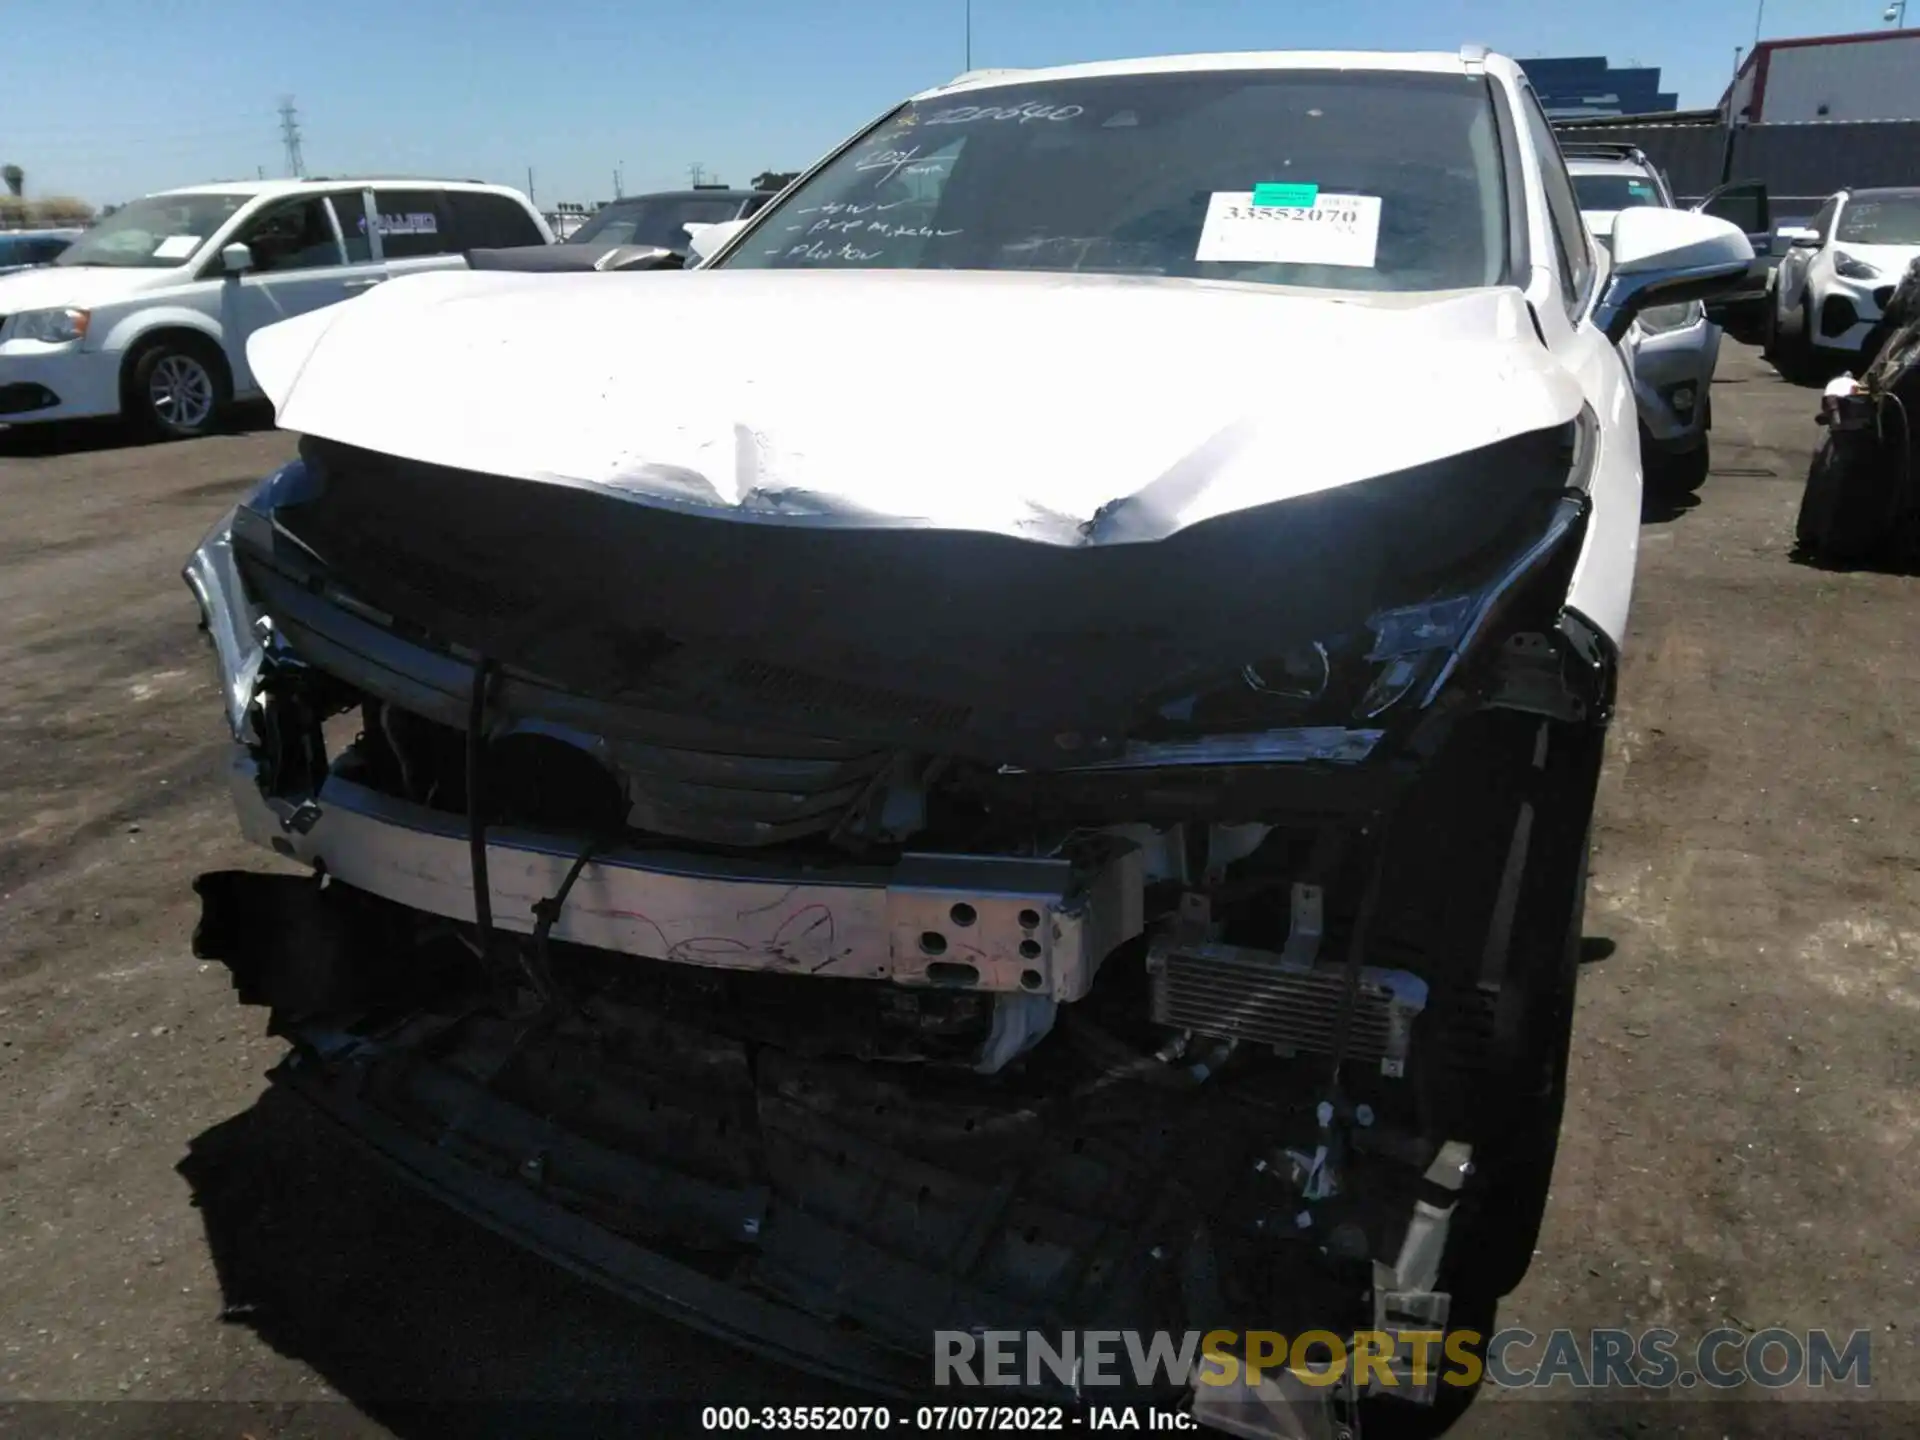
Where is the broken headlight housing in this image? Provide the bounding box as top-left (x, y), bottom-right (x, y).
top-left (1149, 407), bottom-right (1598, 738)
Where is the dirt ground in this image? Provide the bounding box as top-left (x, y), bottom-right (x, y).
top-left (1, 346), bottom-right (1915, 1438)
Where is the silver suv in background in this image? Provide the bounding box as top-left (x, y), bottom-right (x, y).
top-left (1566, 144), bottom-right (1721, 488)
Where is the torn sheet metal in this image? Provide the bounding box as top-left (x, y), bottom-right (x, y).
top-left (246, 268), bottom-right (1586, 547)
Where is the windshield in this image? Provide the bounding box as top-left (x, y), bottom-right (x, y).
top-left (568, 195), bottom-right (746, 251)
top-left (1572, 173), bottom-right (1664, 211)
top-left (720, 69), bottom-right (1508, 292)
top-left (1836, 194), bottom-right (1920, 246)
top-left (55, 193), bottom-right (247, 268)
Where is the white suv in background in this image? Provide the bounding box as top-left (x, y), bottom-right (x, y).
top-left (1767, 186), bottom-right (1920, 371)
top-left (0, 178), bottom-right (550, 438)
top-left (1565, 144), bottom-right (1722, 488)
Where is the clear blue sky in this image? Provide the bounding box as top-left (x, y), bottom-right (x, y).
top-left (1, 0), bottom-right (1886, 207)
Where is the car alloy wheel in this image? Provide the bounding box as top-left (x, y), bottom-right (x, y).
top-left (149, 353), bottom-right (216, 433)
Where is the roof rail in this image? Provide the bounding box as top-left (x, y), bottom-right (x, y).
top-left (1557, 141), bottom-right (1649, 161)
top-left (304, 174), bottom-right (489, 185)
top-left (1459, 42), bottom-right (1490, 65)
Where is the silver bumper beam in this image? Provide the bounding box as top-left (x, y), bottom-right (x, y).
top-left (228, 751), bottom-right (1143, 1001)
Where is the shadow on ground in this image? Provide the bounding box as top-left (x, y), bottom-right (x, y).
top-left (1788, 543), bottom-right (1920, 578)
top-left (180, 1077), bottom-right (1651, 1438)
top-left (1641, 480), bottom-right (1702, 525)
top-left (178, 1087), bottom-right (839, 1438)
top-left (0, 404), bottom-right (275, 458)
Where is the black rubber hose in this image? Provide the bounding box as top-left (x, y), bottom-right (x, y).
top-left (526, 837), bottom-right (602, 1008)
top-left (467, 658), bottom-right (496, 955)
top-left (532, 839), bottom-right (600, 946)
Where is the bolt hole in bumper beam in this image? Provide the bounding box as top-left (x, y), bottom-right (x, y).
top-left (226, 752), bottom-right (1144, 1001)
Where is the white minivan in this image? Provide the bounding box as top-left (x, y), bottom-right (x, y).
top-left (0, 178), bottom-right (550, 438)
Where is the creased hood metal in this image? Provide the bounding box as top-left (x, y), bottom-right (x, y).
top-left (249, 268), bottom-right (1582, 546)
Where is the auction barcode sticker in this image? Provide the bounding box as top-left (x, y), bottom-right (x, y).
top-left (1195, 190), bottom-right (1381, 268)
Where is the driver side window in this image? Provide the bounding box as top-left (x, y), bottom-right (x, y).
top-left (237, 197), bottom-right (343, 274)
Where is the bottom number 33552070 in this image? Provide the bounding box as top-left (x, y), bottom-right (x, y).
top-left (700, 1405), bottom-right (1073, 1430)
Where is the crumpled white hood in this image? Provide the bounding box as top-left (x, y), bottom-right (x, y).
top-left (250, 268), bottom-right (1585, 545)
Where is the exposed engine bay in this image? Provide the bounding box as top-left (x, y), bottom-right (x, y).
top-left (186, 417), bottom-right (1615, 1430)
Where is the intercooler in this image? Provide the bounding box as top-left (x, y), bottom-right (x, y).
top-left (1147, 938), bottom-right (1429, 1077)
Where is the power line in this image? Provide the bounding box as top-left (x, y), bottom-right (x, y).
top-left (278, 96), bottom-right (305, 178)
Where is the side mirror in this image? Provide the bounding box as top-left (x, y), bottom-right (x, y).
top-left (687, 217), bottom-right (749, 264)
top-left (1595, 208), bottom-right (1754, 345)
top-left (221, 242), bottom-right (254, 275)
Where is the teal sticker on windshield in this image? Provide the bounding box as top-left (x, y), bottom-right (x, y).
top-left (1629, 181), bottom-right (1654, 196)
top-left (1251, 182), bottom-right (1320, 209)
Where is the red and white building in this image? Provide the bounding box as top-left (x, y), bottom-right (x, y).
top-left (1726, 28), bottom-right (1920, 124)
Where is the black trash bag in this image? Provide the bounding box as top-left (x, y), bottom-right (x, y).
top-left (1795, 257), bottom-right (1920, 566)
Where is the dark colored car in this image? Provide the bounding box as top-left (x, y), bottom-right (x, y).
top-left (467, 189), bottom-right (775, 274)
top-left (0, 228), bottom-right (81, 275)
top-left (568, 189), bottom-right (773, 254)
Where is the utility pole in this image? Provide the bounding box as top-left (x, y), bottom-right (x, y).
top-left (688, 161), bottom-right (706, 187)
top-left (614, 163), bottom-right (624, 199)
top-left (1720, 46), bottom-right (1744, 184)
top-left (526, 165), bottom-right (536, 204)
top-left (966, 0), bottom-right (972, 70)
top-left (278, 96), bottom-right (305, 178)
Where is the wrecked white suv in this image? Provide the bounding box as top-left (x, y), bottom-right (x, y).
top-left (186, 48), bottom-right (1749, 1431)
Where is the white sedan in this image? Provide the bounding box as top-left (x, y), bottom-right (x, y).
top-left (1767, 186), bottom-right (1920, 370)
